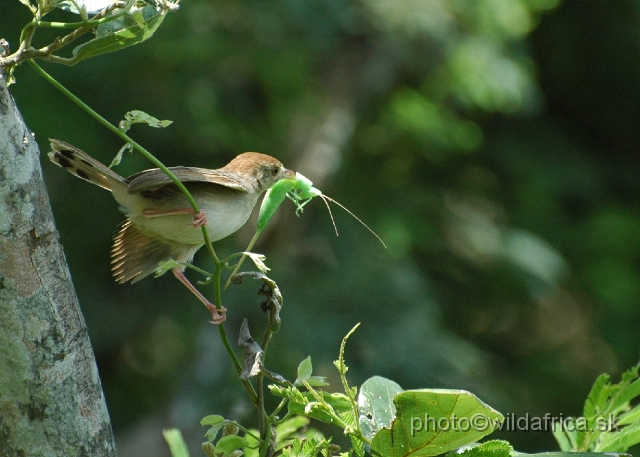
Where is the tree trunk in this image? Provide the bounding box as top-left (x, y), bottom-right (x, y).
top-left (0, 73), bottom-right (117, 456)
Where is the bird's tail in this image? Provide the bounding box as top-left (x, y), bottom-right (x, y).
top-left (111, 220), bottom-right (200, 283)
top-left (48, 139), bottom-right (127, 192)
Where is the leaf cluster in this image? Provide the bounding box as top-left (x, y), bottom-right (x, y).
top-left (186, 325), bottom-right (503, 457)
top-left (0, 0), bottom-right (178, 81)
top-left (553, 363), bottom-right (640, 453)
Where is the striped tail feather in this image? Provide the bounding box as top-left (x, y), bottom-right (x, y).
top-left (48, 139), bottom-right (126, 192)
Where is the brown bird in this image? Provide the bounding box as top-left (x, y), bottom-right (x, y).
top-left (48, 139), bottom-right (295, 323)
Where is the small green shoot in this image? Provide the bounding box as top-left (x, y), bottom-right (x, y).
top-left (119, 110), bottom-right (174, 132)
top-left (111, 110), bottom-right (173, 167)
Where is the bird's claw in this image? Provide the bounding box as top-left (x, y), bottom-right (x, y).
top-left (205, 303), bottom-right (227, 324)
top-left (193, 211), bottom-right (207, 228)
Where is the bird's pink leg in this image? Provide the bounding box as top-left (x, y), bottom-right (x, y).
top-left (172, 267), bottom-right (226, 323)
top-left (143, 207), bottom-right (207, 227)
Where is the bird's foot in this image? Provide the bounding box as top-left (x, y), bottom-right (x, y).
top-left (205, 303), bottom-right (227, 324)
top-left (192, 211), bottom-right (207, 228)
top-left (173, 267), bottom-right (226, 324)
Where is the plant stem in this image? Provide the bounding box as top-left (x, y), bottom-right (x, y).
top-left (211, 265), bottom-right (258, 404)
top-left (269, 399), bottom-right (288, 420)
top-left (257, 295), bottom-right (281, 457)
top-left (257, 372), bottom-right (271, 457)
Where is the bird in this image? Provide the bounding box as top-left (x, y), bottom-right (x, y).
top-left (48, 139), bottom-right (295, 323)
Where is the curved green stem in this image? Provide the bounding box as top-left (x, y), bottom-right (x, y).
top-left (269, 399), bottom-right (288, 421)
top-left (220, 251), bottom-right (253, 265)
top-left (229, 422), bottom-right (261, 443)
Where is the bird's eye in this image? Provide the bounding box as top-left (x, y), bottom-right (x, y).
top-left (272, 167), bottom-right (279, 175)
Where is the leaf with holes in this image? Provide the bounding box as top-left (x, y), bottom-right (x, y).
top-left (358, 376), bottom-right (403, 441)
top-left (371, 389), bottom-right (503, 457)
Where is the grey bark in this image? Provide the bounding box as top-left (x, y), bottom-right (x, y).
top-left (0, 73), bottom-right (117, 456)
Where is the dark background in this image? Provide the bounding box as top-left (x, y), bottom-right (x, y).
top-left (2, 0), bottom-right (640, 455)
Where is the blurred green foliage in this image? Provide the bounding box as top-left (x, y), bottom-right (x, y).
top-left (2, 0), bottom-right (640, 455)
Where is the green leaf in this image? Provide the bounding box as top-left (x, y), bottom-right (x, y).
top-left (109, 142), bottom-right (132, 168)
top-left (72, 6), bottom-right (167, 63)
top-left (162, 428), bottom-right (191, 457)
top-left (120, 110), bottom-right (173, 132)
top-left (200, 415), bottom-right (230, 443)
top-left (370, 389), bottom-right (503, 457)
top-left (318, 391), bottom-right (353, 412)
top-left (201, 415), bottom-right (225, 427)
top-left (293, 357), bottom-right (329, 387)
top-left (341, 409), bottom-right (365, 457)
top-left (358, 376), bottom-right (404, 441)
top-left (215, 435), bottom-right (249, 455)
top-left (612, 378), bottom-right (640, 413)
top-left (204, 424), bottom-right (225, 443)
top-left (296, 356), bottom-right (313, 384)
top-left (351, 436), bottom-right (366, 457)
top-left (305, 376), bottom-right (330, 387)
top-left (583, 374), bottom-right (611, 419)
top-left (618, 403), bottom-right (640, 426)
top-left (596, 422), bottom-right (640, 452)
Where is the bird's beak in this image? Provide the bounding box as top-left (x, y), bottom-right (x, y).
top-left (282, 168), bottom-right (296, 180)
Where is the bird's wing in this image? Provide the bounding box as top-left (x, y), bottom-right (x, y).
top-left (125, 166), bottom-right (249, 194)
